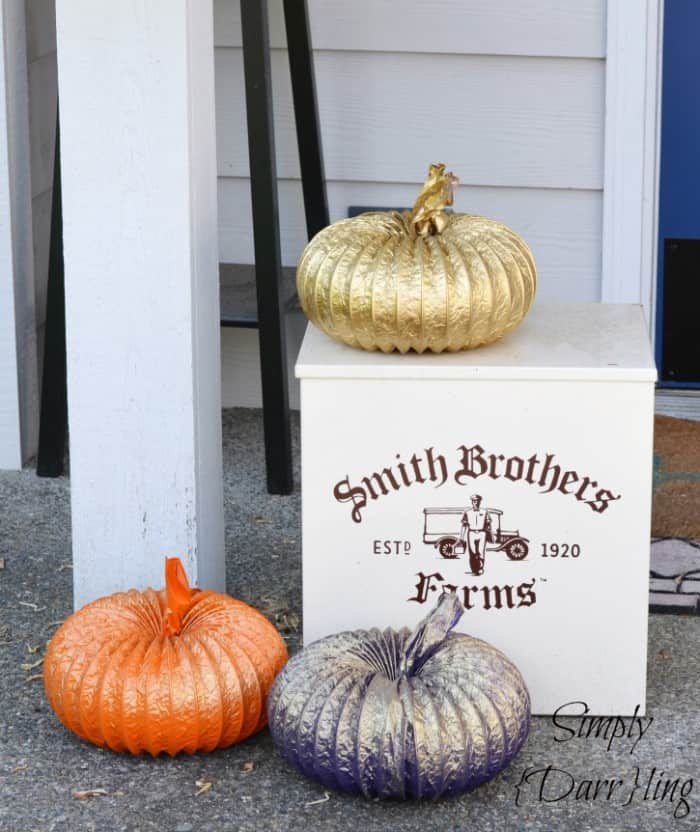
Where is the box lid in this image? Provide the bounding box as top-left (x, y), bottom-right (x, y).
top-left (295, 303), bottom-right (657, 382)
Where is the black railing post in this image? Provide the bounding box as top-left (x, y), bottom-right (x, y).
top-left (37, 107), bottom-right (67, 478)
top-left (283, 0), bottom-right (329, 239)
top-left (240, 0), bottom-right (293, 495)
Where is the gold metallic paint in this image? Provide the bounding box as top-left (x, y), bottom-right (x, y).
top-left (296, 164), bottom-right (537, 353)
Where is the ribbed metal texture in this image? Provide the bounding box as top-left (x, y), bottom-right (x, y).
top-left (296, 208), bottom-right (537, 354)
top-left (44, 585), bottom-right (288, 756)
top-left (267, 593), bottom-right (531, 799)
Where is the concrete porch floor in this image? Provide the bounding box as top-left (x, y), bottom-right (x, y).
top-left (0, 409), bottom-right (698, 832)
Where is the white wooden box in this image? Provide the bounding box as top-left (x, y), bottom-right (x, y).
top-left (296, 304), bottom-right (657, 715)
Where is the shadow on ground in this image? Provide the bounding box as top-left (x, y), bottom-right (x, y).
top-left (0, 410), bottom-right (698, 832)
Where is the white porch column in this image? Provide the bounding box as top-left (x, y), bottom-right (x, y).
top-left (0, 0), bottom-right (38, 469)
top-left (56, 0), bottom-right (225, 607)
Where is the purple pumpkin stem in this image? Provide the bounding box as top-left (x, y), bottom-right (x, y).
top-left (399, 591), bottom-right (464, 678)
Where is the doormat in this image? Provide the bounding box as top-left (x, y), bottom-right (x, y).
top-left (650, 415), bottom-right (700, 613)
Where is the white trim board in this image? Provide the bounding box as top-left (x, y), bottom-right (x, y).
top-left (601, 0), bottom-right (663, 332)
top-left (0, 0), bottom-right (38, 469)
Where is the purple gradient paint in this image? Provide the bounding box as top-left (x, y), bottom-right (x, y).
top-left (267, 592), bottom-right (531, 800)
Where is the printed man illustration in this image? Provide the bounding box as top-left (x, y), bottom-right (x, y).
top-left (461, 494), bottom-right (491, 575)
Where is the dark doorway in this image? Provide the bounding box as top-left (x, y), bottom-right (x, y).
top-left (656, 0), bottom-right (700, 387)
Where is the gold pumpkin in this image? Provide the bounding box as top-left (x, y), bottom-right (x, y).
top-left (296, 164), bottom-right (537, 353)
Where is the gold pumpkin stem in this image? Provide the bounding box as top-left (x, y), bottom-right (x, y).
top-left (408, 163), bottom-right (459, 237)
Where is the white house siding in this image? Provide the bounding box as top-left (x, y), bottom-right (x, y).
top-left (21, 1), bottom-right (607, 412)
top-left (25, 0), bottom-right (57, 385)
top-left (214, 0), bottom-right (607, 408)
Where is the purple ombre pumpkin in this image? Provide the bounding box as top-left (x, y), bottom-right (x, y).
top-left (266, 593), bottom-right (531, 799)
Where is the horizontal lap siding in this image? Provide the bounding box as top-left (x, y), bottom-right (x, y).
top-left (213, 0), bottom-right (606, 405)
top-left (218, 179), bottom-right (602, 303)
top-left (216, 49), bottom-right (604, 190)
top-left (213, 0), bottom-right (605, 58)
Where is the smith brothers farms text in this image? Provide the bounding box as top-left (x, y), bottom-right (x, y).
top-left (333, 443), bottom-right (621, 523)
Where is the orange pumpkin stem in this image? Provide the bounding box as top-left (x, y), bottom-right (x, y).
top-left (408, 163), bottom-right (459, 237)
top-left (162, 557), bottom-right (194, 637)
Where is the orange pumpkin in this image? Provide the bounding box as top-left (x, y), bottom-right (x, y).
top-left (43, 558), bottom-right (288, 755)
